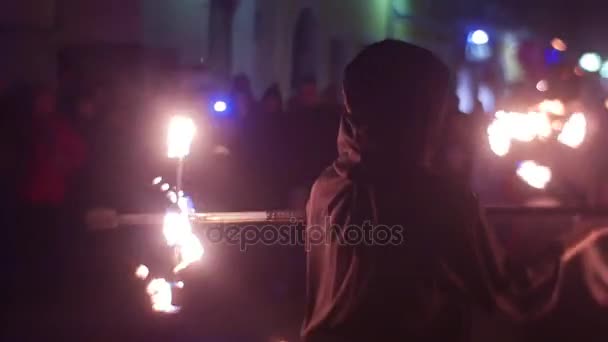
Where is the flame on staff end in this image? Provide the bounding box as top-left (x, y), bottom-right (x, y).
top-left (163, 211), bottom-right (204, 273)
top-left (558, 113), bottom-right (587, 148)
top-left (146, 278), bottom-right (180, 313)
top-left (167, 115), bottom-right (196, 159)
top-left (174, 234), bottom-right (205, 273)
top-left (517, 161), bottom-right (552, 189)
top-left (487, 119), bottom-right (511, 156)
top-left (167, 191), bottom-right (178, 203)
top-left (487, 111), bottom-right (555, 156)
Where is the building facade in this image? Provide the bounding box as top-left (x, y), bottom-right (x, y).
top-left (1, 0), bottom-right (501, 99)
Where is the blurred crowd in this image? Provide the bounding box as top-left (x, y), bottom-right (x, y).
top-left (0, 70), bottom-right (497, 225)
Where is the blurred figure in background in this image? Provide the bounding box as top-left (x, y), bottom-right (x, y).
top-left (285, 77), bottom-right (340, 210)
top-left (319, 82), bottom-right (342, 113)
top-left (258, 83), bottom-right (284, 117)
top-left (288, 76), bottom-right (320, 115)
top-left (16, 85), bottom-right (87, 314)
top-left (231, 73), bottom-right (256, 119)
top-left (436, 95), bottom-right (487, 188)
top-left (67, 90), bottom-right (101, 146)
top-left (20, 86), bottom-right (87, 208)
top-left (241, 83), bottom-right (289, 209)
top-left (88, 99), bottom-right (142, 212)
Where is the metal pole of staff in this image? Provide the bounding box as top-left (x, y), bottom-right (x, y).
top-left (86, 207), bottom-right (608, 231)
top-left (86, 209), bottom-right (305, 231)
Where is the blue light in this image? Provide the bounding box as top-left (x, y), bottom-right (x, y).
top-left (468, 30), bottom-right (489, 45)
top-left (213, 100), bottom-right (227, 113)
top-left (545, 48), bottom-right (562, 65)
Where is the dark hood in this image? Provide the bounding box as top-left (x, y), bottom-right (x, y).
top-left (334, 40), bottom-right (450, 180)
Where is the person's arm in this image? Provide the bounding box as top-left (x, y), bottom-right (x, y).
top-left (444, 194), bottom-right (564, 321)
top-left (301, 178), bottom-right (379, 341)
top-left (561, 226), bottom-right (608, 263)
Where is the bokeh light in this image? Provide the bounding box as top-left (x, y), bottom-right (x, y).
top-left (551, 38), bottom-right (567, 51)
top-left (517, 161), bottom-right (552, 189)
top-left (579, 52), bottom-right (602, 72)
top-left (536, 80), bottom-right (549, 92)
top-left (600, 61), bottom-right (608, 78)
top-left (135, 264), bottom-right (150, 280)
top-left (558, 113), bottom-right (587, 148)
top-left (468, 30), bottom-right (489, 45)
top-left (213, 100), bottom-right (228, 112)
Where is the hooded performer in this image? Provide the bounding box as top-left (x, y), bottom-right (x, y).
top-left (301, 40), bottom-right (605, 342)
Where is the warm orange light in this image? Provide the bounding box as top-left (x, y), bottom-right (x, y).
top-left (558, 113), bottom-right (586, 148)
top-left (167, 115), bottom-right (196, 159)
top-left (551, 38), bottom-right (567, 52)
top-left (517, 161), bottom-right (552, 189)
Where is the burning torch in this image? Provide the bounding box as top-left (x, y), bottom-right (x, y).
top-left (134, 115), bottom-right (204, 313)
top-left (167, 115), bottom-right (196, 192)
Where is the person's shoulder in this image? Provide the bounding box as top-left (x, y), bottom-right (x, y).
top-left (310, 165), bottom-right (352, 203)
top-left (311, 165), bottom-right (347, 192)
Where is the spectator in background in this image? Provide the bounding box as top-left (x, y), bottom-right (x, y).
top-left (89, 99), bottom-right (142, 212)
top-left (17, 86), bottom-right (87, 311)
top-left (231, 73), bottom-right (256, 119)
top-left (20, 86), bottom-right (87, 208)
top-left (237, 83), bottom-right (289, 209)
top-left (259, 83), bottom-right (284, 117)
top-left (288, 76), bottom-right (320, 115)
top-left (68, 90), bottom-right (101, 144)
top-left (284, 77), bottom-right (340, 210)
top-left (435, 94), bottom-right (475, 186)
top-left (320, 82), bottom-right (340, 107)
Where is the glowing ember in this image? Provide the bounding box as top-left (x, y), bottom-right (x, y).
top-left (552, 120), bottom-right (563, 131)
top-left (163, 211), bottom-right (204, 273)
top-left (536, 80), bottom-right (549, 92)
top-left (551, 38), bottom-right (567, 52)
top-left (146, 278), bottom-right (180, 313)
top-left (496, 111), bottom-right (537, 142)
top-left (163, 212), bottom-right (192, 247)
top-left (487, 120), bottom-right (511, 156)
top-left (167, 191), bottom-right (178, 203)
top-left (152, 176), bottom-right (162, 185)
top-left (487, 110), bottom-right (559, 156)
top-left (517, 161), bottom-right (552, 189)
top-left (558, 113), bottom-right (586, 148)
top-left (135, 264), bottom-right (149, 279)
top-left (531, 112), bottom-right (552, 139)
top-left (212, 145), bottom-right (231, 156)
top-left (538, 99), bottom-right (565, 115)
top-left (167, 115), bottom-right (196, 159)
top-left (177, 195), bottom-right (194, 213)
top-left (174, 233), bottom-right (205, 273)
